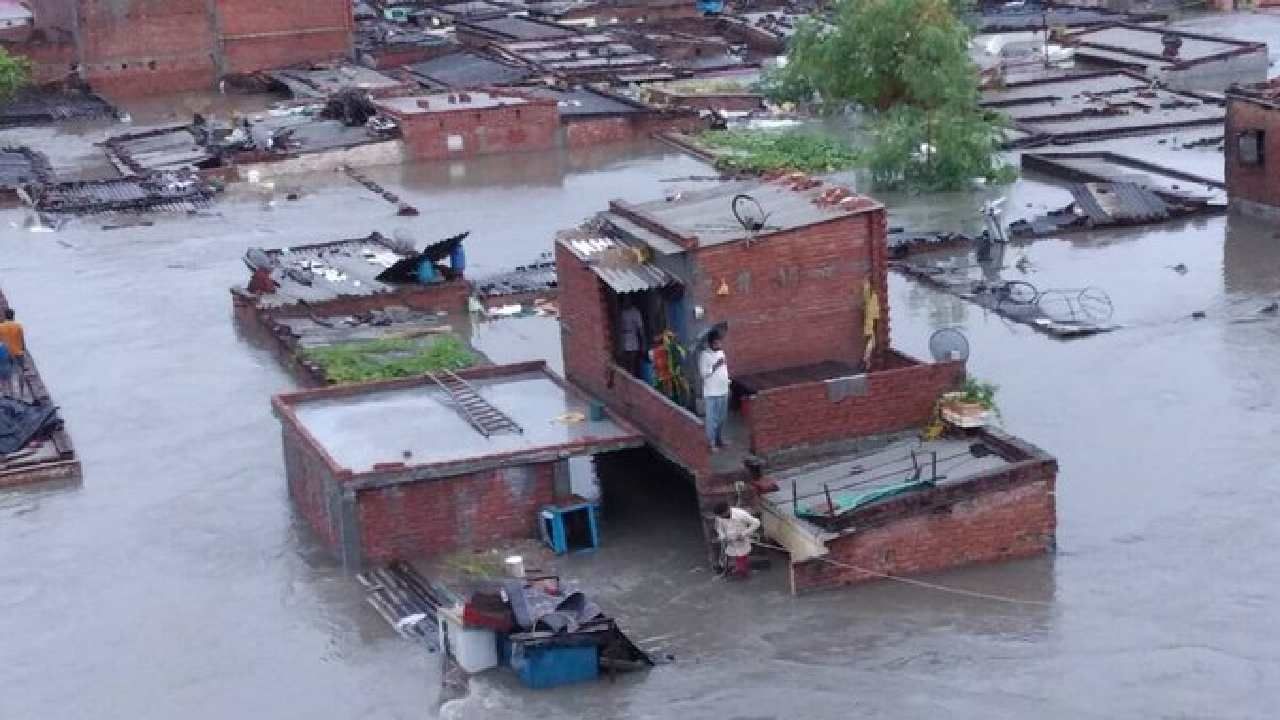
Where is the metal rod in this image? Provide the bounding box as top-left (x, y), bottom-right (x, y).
top-left (823, 484), bottom-right (835, 518)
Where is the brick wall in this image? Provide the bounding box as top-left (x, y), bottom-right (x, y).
top-left (790, 452), bottom-right (1058, 593)
top-left (690, 208), bottom-right (889, 377)
top-left (747, 355), bottom-right (964, 456)
top-left (10, 0), bottom-right (353, 96)
top-left (356, 463), bottom-right (555, 562)
top-left (78, 0), bottom-right (218, 95)
top-left (1225, 97), bottom-right (1280, 210)
top-left (556, 241), bottom-right (712, 481)
top-left (282, 421), bottom-right (341, 551)
top-left (564, 112), bottom-right (707, 148)
top-left (218, 0), bottom-right (352, 74)
top-left (565, 117), bottom-right (638, 147)
top-left (389, 98), bottom-right (560, 160)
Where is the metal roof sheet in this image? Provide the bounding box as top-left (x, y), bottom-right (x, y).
top-left (564, 237), bottom-right (677, 294)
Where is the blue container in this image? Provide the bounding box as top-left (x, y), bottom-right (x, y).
top-left (539, 501), bottom-right (600, 555)
top-left (511, 643), bottom-right (599, 689)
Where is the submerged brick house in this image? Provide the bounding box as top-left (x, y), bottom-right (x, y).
top-left (1225, 80), bottom-right (1280, 220)
top-left (555, 176), bottom-right (1058, 592)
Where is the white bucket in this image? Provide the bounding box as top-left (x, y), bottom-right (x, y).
top-left (504, 555), bottom-right (525, 578)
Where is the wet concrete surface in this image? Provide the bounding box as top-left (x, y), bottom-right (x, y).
top-left (3, 95), bottom-right (1280, 719)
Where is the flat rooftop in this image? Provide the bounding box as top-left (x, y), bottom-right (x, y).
top-left (523, 86), bottom-right (646, 116)
top-left (404, 52), bottom-right (533, 89)
top-left (761, 436), bottom-right (1010, 527)
top-left (285, 367), bottom-right (641, 473)
top-left (463, 16), bottom-right (577, 40)
top-left (376, 91), bottom-right (531, 115)
top-left (613, 177), bottom-right (882, 249)
top-left (1066, 24), bottom-right (1264, 68)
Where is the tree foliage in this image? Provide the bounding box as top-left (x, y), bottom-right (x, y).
top-left (0, 47), bottom-right (32, 103)
top-left (764, 0), bottom-right (1014, 190)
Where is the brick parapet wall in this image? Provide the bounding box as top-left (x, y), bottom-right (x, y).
top-left (746, 355), bottom-right (964, 457)
top-left (791, 448), bottom-right (1058, 593)
top-left (356, 463), bottom-right (555, 562)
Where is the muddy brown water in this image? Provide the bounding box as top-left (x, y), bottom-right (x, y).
top-left (3, 114), bottom-right (1280, 719)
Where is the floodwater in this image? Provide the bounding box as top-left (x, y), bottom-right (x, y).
top-left (3, 105), bottom-right (1280, 720)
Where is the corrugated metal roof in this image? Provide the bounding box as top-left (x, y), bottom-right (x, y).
top-left (565, 237), bottom-right (676, 294)
top-left (1071, 182), bottom-right (1170, 223)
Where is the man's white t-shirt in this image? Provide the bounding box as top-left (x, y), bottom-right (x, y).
top-left (700, 349), bottom-right (730, 397)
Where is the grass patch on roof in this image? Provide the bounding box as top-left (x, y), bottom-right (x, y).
top-left (302, 334), bottom-right (478, 384)
top-left (698, 129), bottom-right (862, 174)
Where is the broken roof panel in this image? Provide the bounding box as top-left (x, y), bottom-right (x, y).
top-left (103, 126), bottom-right (212, 174)
top-left (981, 70), bottom-right (1224, 144)
top-left (0, 87), bottom-right (117, 129)
top-left (0, 147), bottom-right (51, 190)
top-left (267, 66), bottom-right (407, 99)
top-left (561, 237), bottom-right (677, 294)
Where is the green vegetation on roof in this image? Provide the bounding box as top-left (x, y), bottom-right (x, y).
top-left (301, 334), bottom-right (478, 384)
top-left (698, 129), bottom-right (862, 174)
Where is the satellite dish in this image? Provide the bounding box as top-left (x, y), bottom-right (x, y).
top-left (929, 327), bottom-right (971, 362)
top-left (732, 194), bottom-right (769, 234)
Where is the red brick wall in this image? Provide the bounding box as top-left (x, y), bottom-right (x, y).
top-left (356, 463), bottom-right (555, 562)
top-left (691, 208), bottom-right (889, 377)
top-left (217, 0), bottom-right (352, 74)
top-left (1225, 97), bottom-right (1280, 209)
top-left (564, 112), bottom-right (708, 148)
top-left (391, 99), bottom-right (559, 160)
top-left (565, 117), bottom-right (637, 147)
top-left (282, 422), bottom-right (341, 551)
top-left (78, 0), bottom-right (218, 95)
top-left (13, 0), bottom-right (354, 96)
top-left (556, 242), bottom-right (712, 481)
top-left (746, 356), bottom-right (964, 456)
top-left (791, 456), bottom-right (1057, 593)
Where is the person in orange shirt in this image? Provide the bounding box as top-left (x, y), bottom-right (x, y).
top-left (0, 309), bottom-right (25, 398)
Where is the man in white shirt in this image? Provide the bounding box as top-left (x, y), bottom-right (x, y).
top-left (699, 331), bottom-right (730, 450)
top-left (714, 502), bottom-right (760, 578)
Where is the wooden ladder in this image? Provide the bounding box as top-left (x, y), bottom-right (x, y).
top-left (427, 370), bottom-right (523, 437)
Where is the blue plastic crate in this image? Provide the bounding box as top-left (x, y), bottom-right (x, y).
top-left (539, 501), bottom-right (599, 555)
top-left (511, 643), bottom-right (599, 689)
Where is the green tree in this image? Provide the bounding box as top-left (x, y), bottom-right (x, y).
top-left (0, 47), bottom-right (32, 103)
top-left (766, 0), bottom-right (1014, 191)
